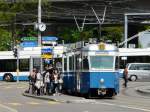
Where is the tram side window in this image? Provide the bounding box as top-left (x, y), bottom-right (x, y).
top-left (83, 56), bottom-right (89, 70)
top-left (76, 54), bottom-right (81, 70)
top-left (115, 56), bottom-right (119, 70)
top-left (64, 58), bottom-right (67, 71)
top-left (19, 59), bottom-right (29, 71)
top-left (69, 56), bottom-right (74, 71)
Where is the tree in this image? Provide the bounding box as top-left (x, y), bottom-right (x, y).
top-left (0, 28), bottom-right (11, 51)
top-left (0, 1), bottom-right (51, 50)
top-left (102, 26), bottom-right (123, 43)
top-left (57, 27), bottom-right (94, 43)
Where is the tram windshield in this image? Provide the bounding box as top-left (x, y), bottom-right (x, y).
top-left (90, 56), bottom-right (114, 70)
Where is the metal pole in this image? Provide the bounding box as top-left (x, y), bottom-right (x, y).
top-left (99, 24), bottom-right (102, 41)
top-left (16, 45), bottom-right (19, 83)
top-left (124, 14), bottom-right (128, 48)
top-left (62, 40), bottom-right (64, 73)
top-left (38, 0), bottom-right (41, 46)
top-left (38, 0), bottom-right (43, 72)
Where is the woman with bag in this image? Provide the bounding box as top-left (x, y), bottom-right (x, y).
top-left (52, 69), bottom-right (60, 95)
top-left (35, 70), bottom-right (43, 96)
top-left (28, 68), bottom-right (37, 94)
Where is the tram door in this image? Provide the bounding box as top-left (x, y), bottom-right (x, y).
top-left (30, 56), bottom-right (42, 73)
top-left (76, 54), bottom-right (82, 92)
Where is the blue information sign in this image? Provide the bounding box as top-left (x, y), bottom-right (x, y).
top-left (41, 48), bottom-right (53, 53)
top-left (42, 36), bottom-right (58, 41)
top-left (20, 41), bottom-right (38, 47)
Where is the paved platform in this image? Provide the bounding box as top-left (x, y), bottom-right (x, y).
top-left (22, 86), bottom-right (150, 103)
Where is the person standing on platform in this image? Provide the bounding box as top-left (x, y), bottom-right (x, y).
top-left (123, 67), bottom-right (128, 88)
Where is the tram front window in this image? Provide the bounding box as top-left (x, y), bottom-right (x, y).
top-left (90, 56), bottom-right (114, 70)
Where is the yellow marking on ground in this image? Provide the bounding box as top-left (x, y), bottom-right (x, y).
top-left (7, 103), bottom-right (22, 106)
top-left (47, 101), bottom-right (59, 105)
top-left (17, 86), bottom-right (25, 89)
top-left (0, 103), bottom-right (18, 112)
top-left (4, 86), bottom-right (12, 89)
top-left (27, 102), bottom-right (40, 105)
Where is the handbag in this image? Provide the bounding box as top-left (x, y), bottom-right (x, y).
top-left (58, 78), bottom-right (63, 83)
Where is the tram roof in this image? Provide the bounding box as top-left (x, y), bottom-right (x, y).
top-left (82, 43), bottom-right (118, 51)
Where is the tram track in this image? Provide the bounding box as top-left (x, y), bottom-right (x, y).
top-left (120, 82), bottom-right (150, 99)
top-left (94, 81), bottom-right (150, 111)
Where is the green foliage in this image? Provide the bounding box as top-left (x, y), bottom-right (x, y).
top-left (57, 27), bottom-right (94, 43)
top-left (58, 26), bottom-right (124, 43)
top-left (0, 1), bottom-right (51, 50)
top-left (102, 26), bottom-right (123, 43)
top-left (0, 28), bottom-right (11, 51)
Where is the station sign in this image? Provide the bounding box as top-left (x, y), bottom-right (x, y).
top-left (42, 41), bottom-right (56, 44)
top-left (41, 54), bottom-right (52, 59)
top-left (41, 48), bottom-right (53, 53)
top-left (21, 37), bottom-right (37, 41)
top-left (42, 36), bottom-right (58, 41)
top-left (20, 41), bottom-right (38, 47)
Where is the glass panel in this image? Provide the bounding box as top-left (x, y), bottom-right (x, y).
top-left (69, 57), bottom-right (73, 70)
top-left (19, 59), bottom-right (29, 71)
top-left (0, 59), bottom-right (16, 72)
top-left (90, 56), bottom-right (114, 70)
top-left (64, 58), bottom-right (67, 71)
top-left (83, 56), bottom-right (89, 70)
top-left (33, 58), bottom-right (41, 70)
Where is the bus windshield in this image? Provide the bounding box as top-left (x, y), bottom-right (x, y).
top-left (90, 56), bottom-right (114, 70)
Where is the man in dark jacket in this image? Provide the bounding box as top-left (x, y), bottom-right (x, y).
top-left (123, 67), bottom-right (128, 88)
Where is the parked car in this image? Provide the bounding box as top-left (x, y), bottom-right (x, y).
top-left (126, 63), bottom-right (150, 81)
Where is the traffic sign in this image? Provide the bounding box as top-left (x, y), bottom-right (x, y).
top-left (41, 54), bottom-right (53, 59)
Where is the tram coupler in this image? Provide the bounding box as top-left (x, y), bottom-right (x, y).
top-left (98, 88), bottom-right (106, 95)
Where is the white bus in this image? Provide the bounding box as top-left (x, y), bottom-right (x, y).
top-left (0, 45), bottom-right (64, 81)
top-left (0, 47), bottom-right (41, 81)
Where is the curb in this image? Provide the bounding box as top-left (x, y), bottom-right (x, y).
top-left (22, 93), bottom-right (95, 104)
top-left (22, 93), bottom-right (72, 103)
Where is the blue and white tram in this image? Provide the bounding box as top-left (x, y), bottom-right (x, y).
top-left (62, 42), bottom-right (119, 97)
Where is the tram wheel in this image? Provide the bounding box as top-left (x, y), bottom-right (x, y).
top-left (3, 73), bottom-right (13, 82)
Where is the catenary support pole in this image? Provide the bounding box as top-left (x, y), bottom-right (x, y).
top-left (124, 14), bottom-right (128, 48)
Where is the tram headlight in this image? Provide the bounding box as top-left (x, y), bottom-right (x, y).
top-left (100, 78), bottom-right (104, 84)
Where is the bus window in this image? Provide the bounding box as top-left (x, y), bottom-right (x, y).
top-left (19, 59), bottom-right (29, 71)
top-left (0, 59), bottom-right (16, 72)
